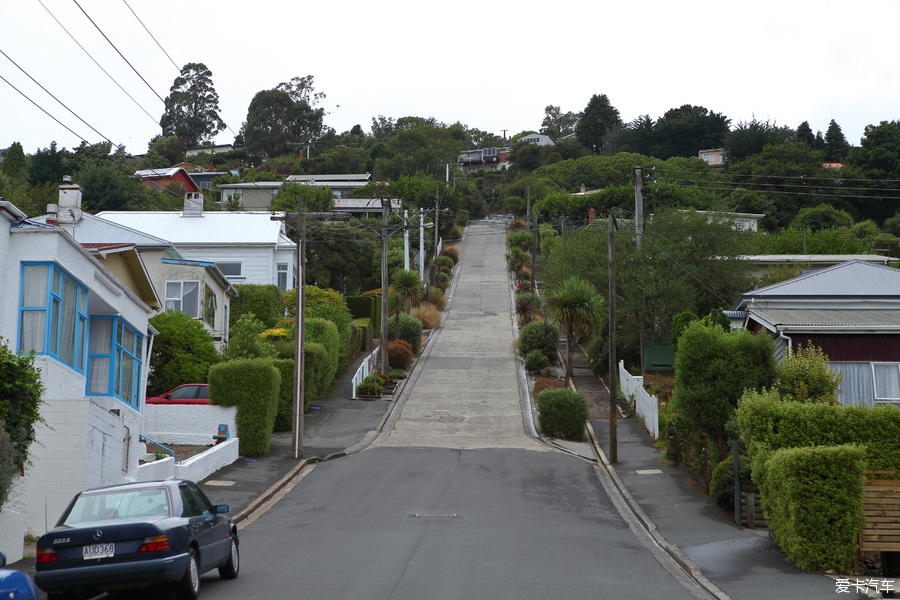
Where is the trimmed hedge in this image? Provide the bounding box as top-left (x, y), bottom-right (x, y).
top-left (231, 284), bottom-right (284, 329)
top-left (536, 387), bottom-right (588, 441)
top-left (736, 389), bottom-right (900, 471)
top-left (306, 317), bottom-right (340, 388)
top-left (346, 295), bottom-right (376, 322)
top-left (524, 350), bottom-right (549, 374)
top-left (758, 445), bottom-right (865, 572)
top-left (208, 359), bottom-right (280, 457)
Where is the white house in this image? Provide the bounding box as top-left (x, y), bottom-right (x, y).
top-left (1, 193), bottom-right (154, 548)
top-left (33, 190), bottom-right (238, 346)
top-left (98, 197), bottom-right (297, 291)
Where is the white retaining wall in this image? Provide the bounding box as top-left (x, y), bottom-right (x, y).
top-left (134, 439), bottom-right (239, 484)
top-left (0, 477), bottom-right (28, 564)
top-left (142, 404), bottom-right (237, 446)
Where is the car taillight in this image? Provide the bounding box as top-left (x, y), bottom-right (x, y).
top-left (139, 535), bottom-right (171, 552)
top-left (36, 547), bottom-right (59, 563)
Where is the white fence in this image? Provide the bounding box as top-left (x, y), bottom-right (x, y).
top-left (618, 360), bottom-right (659, 439)
top-left (352, 344), bottom-right (381, 399)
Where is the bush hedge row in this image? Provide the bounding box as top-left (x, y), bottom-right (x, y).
top-left (757, 444), bottom-right (865, 573)
top-left (209, 358), bottom-right (280, 457)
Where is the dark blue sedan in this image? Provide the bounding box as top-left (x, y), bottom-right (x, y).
top-left (34, 479), bottom-right (238, 599)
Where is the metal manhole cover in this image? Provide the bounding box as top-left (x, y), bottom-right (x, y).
top-left (410, 512), bottom-right (459, 518)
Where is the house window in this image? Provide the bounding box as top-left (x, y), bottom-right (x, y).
top-left (165, 281), bottom-right (200, 318)
top-left (87, 317), bottom-right (143, 408)
top-left (277, 264), bottom-right (288, 291)
top-left (204, 285), bottom-right (217, 327)
top-left (19, 263), bottom-right (88, 372)
top-left (874, 363), bottom-right (900, 402)
top-left (216, 262), bottom-right (242, 278)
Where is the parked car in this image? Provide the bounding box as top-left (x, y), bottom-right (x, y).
top-left (34, 479), bottom-right (238, 599)
top-left (0, 551), bottom-right (38, 600)
top-left (146, 384), bottom-right (209, 405)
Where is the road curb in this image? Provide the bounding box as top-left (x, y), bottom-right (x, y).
top-left (584, 423), bottom-right (731, 600)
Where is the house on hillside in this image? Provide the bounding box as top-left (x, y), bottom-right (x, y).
top-left (286, 173), bottom-right (372, 200)
top-left (98, 199), bottom-right (297, 291)
top-left (135, 167), bottom-right (200, 194)
top-left (0, 193), bottom-right (154, 542)
top-left (732, 260), bottom-right (900, 406)
top-left (214, 181), bottom-right (282, 210)
top-left (457, 147), bottom-right (511, 175)
top-left (33, 186), bottom-right (238, 345)
top-left (698, 148), bottom-right (727, 167)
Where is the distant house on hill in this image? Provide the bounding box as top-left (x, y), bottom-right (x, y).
top-left (135, 167), bottom-right (200, 194)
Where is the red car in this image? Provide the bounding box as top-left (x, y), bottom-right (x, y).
top-left (146, 384), bottom-right (209, 405)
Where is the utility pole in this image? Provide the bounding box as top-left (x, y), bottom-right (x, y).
top-left (403, 209), bottom-right (410, 271)
top-left (634, 167), bottom-right (643, 253)
top-left (434, 187), bottom-right (440, 254)
top-left (419, 208), bottom-right (425, 284)
top-left (608, 210), bottom-right (618, 464)
top-left (380, 194), bottom-right (390, 377)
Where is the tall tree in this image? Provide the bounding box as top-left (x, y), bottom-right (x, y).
top-left (276, 75), bottom-right (326, 106)
top-left (540, 105), bottom-right (580, 140)
top-left (244, 90), bottom-right (303, 159)
top-left (575, 94), bottom-right (621, 155)
top-left (146, 135), bottom-right (186, 167)
top-left (823, 119), bottom-right (850, 163)
top-left (723, 117), bottom-right (793, 163)
top-left (653, 105), bottom-right (730, 159)
top-left (796, 121), bottom-right (815, 146)
top-left (27, 141), bottom-right (70, 186)
top-left (160, 63), bottom-right (226, 147)
top-left (1, 142), bottom-right (26, 178)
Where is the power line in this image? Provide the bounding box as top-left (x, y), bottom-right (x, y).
top-left (72, 0), bottom-right (166, 105)
top-left (121, 0), bottom-right (179, 71)
top-left (0, 73), bottom-right (86, 142)
top-left (36, 0), bottom-right (160, 126)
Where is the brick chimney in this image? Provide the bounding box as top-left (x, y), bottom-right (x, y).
top-left (57, 175), bottom-right (83, 224)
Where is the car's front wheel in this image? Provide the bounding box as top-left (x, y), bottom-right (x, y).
top-left (175, 548), bottom-right (201, 599)
top-left (219, 537), bottom-right (239, 579)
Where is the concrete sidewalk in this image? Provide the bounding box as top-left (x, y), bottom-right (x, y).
top-left (589, 418), bottom-right (875, 599)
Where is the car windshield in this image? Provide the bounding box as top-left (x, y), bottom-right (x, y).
top-left (168, 386), bottom-right (197, 399)
top-left (62, 488), bottom-right (171, 524)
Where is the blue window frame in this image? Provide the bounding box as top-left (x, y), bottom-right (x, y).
top-left (18, 263), bottom-right (88, 372)
top-left (87, 316), bottom-right (143, 409)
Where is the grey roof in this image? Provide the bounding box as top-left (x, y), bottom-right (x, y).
top-left (30, 213), bottom-right (174, 247)
top-left (749, 308), bottom-right (900, 330)
top-left (96, 211), bottom-right (295, 247)
top-left (738, 260), bottom-right (900, 301)
top-left (287, 173), bottom-right (371, 183)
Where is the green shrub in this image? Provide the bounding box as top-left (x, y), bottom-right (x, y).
top-left (306, 287), bottom-right (353, 366)
top-left (518, 321), bottom-right (559, 360)
top-left (675, 321), bottom-right (776, 439)
top-left (358, 374), bottom-right (384, 396)
top-left (507, 231), bottom-right (531, 252)
top-left (0, 422), bottom-right (18, 508)
top-left (208, 359), bottom-right (280, 456)
top-left (524, 350), bottom-right (549, 374)
top-left (536, 388), bottom-right (588, 441)
top-left (389, 369), bottom-right (407, 380)
top-left (271, 359), bottom-right (294, 432)
top-left (431, 255), bottom-right (455, 271)
top-left (148, 311), bottom-right (219, 396)
top-left (775, 345), bottom-right (842, 404)
top-left (389, 312), bottom-right (423, 354)
top-left (0, 340), bottom-right (44, 475)
top-left (303, 341), bottom-right (329, 402)
top-left (710, 455), bottom-right (757, 511)
top-left (436, 271), bottom-right (450, 285)
top-left (224, 313), bottom-right (279, 360)
top-left (231, 284), bottom-right (284, 329)
top-left (306, 317), bottom-right (340, 388)
top-left (388, 339), bottom-right (414, 370)
top-left (759, 445), bottom-right (865, 572)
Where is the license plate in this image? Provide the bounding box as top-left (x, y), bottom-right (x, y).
top-left (83, 542), bottom-right (115, 560)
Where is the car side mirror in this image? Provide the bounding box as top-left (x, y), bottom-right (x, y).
top-left (164, 393), bottom-right (171, 399)
top-left (213, 504), bottom-right (229, 514)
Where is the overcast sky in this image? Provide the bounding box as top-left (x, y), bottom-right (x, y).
top-left (1, 1), bottom-right (897, 158)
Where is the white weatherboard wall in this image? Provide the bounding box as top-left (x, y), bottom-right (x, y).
top-left (0, 478), bottom-right (27, 563)
top-left (142, 404), bottom-right (238, 446)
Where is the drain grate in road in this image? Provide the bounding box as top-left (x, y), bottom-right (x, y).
top-left (410, 512), bottom-right (459, 518)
